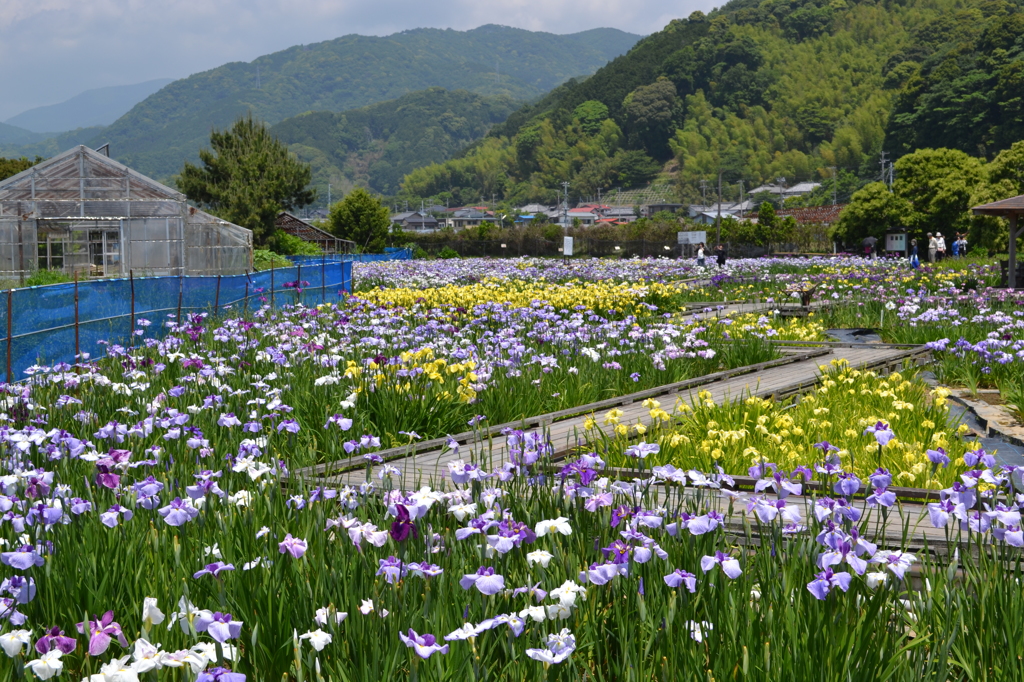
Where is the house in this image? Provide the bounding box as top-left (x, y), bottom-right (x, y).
top-left (0, 145), bottom-right (252, 282)
top-left (641, 203), bottom-right (684, 217)
top-left (567, 208), bottom-right (599, 226)
top-left (275, 212), bottom-right (353, 253)
top-left (391, 211), bottom-right (439, 232)
top-left (747, 183), bottom-right (821, 201)
top-left (601, 207), bottom-right (637, 223)
top-left (517, 203), bottom-right (551, 214)
top-left (688, 201), bottom-right (753, 220)
top-left (446, 208), bottom-right (494, 230)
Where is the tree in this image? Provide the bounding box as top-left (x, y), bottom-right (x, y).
top-left (623, 78), bottom-right (680, 159)
top-left (754, 201), bottom-right (794, 253)
top-left (0, 157), bottom-right (39, 182)
top-left (177, 115), bottom-right (315, 245)
top-left (328, 188), bottom-right (390, 253)
top-left (893, 148), bottom-right (985, 237)
top-left (835, 182), bottom-right (912, 244)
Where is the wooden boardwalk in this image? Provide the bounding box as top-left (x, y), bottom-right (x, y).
top-left (303, 344), bottom-right (927, 489)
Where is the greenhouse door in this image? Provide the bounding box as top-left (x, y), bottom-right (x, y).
top-left (89, 228), bottom-right (122, 277)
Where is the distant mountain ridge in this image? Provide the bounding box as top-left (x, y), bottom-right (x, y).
top-left (90, 25), bottom-right (641, 180)
top-left (271, 87), bottom-right (519, 197)
top-left (5, 79), bottom-right (173, 133)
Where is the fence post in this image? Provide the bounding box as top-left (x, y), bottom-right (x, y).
top-left (129, 270), bottom-right (136, 348)
top-left (74, 272), bottom-right (80, 362)
top-left (177, 275), bottom-right (183, 326)
top-left (321, 252), bottom-right (326, 305)
top-left (270, 261), bottom-right (275, 308)
top-left (214, 274), bottom-right (221, 312)
top-left (244, 271), bottom-right (250, 312)
top-left (296, 263), bottom-right (302, 306)
top-left (6, 289), bottom-right (12, 384)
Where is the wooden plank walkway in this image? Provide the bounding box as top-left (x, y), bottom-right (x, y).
top-left (306, 344), bottom-right (927, 489)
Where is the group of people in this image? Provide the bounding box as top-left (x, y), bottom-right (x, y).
top-left (695, 243), bottom-right (727, 268)
top-left (909, 231), bottom-right (968, 268)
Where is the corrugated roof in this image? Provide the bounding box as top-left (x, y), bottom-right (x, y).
top-left (972, 195), bottom-right (1024, 216)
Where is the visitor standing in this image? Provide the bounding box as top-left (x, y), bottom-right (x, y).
top-left (696, 243), bottom-right (706, 268)
top-left (951, 233), bottom-right (960, 259)
top-left (958, 234), bottom-right (968, 256)
top-left (927, 233), bottom-right (937, 263)
top-left (910, 238), bottom-right (920, 269)
top-left (935, 232), bottom-right (946, 261)
top-left (715, 244), bottom-right (727, 268)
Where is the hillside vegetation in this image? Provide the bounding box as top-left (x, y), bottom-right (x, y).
top-left (91, 26), bottom-right (640, 181)
top-left (271, 88), bottom-right (518, 197)
top-left (402, 0), bottom-right (1024, 206)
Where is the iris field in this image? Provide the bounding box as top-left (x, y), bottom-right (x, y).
top-left (1, 254), bottom-right (1023, 681)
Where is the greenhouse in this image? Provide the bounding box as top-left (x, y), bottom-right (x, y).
top-left (0, 145), bottom-right (252, 284)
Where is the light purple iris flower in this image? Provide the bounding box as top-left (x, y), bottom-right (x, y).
top-left (700, 552), bottom-right (742, 579)
top-left (1, 575), bottom-right (35, 603)
top-left (377, 556), bottom-right (405, 584)
top-left (159, 497), bottom-right (200, 527)
top-left (994, 525), bottom-right (1024, 547)
top-left (100, 505), bottom-right (133, 528)
top-left (195, 612), bottom-right (243, 643)
top-left (399, 629), bottom-right (449, 659)
top-left (663, 569), bottom-right (697, 592)
top-left (686, 511), bottom-right (723, 535)
top-left (76, 611), bottom-right (129, 656)
top-left (868, 468), bottom-right (892, 489)
top-left (818, 540), bottom-right (869, 575)
top-left (277, 419), bottom-right (301, 434)
top-left (871, 550), bottom-right (916, 579)
top-left (460, 567), bottom-right (505, 595)
top-left (325, 414), bottom-right (353, 431)
top-left (1, 545), bottom-right (44, 570)
top-left (927, 499), bottom-right (966, 528)
top-left (806, 568), bottom-right (852, 600)
top-left (193, 562), bottom-right (235, 579)
top-left (833, 473), bottom-right (862, 497)
top-left (964, 448), bottom-right (996, 468)
top-left (196, 668), bottom-right (246, 682)
top-left (624, 442), bottom-right (660, 459)
top-left (863, 422), bottom-right (895, 446)
top-left (866, 487), bottom-right (896, 508)
top-left (926, 447), bottom-right (950, 468)
top-left (278, 534), bottom-right (308, 558)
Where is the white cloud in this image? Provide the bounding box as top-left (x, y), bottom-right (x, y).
top-left (0, 0), bottom-right (717, 121)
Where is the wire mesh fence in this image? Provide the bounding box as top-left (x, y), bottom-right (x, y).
top-left (411, 238), bottom-right (790, 260)
top-left (0, 260), bottom-right (352, 383)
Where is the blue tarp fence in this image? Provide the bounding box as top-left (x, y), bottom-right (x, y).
top-left (0, 260), bottom-right (352, 382)
top-left (285, 248), bottom-right (413, 267)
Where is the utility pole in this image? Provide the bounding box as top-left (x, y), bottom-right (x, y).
top-left (561, 181), bottom-right (570, 234)
top-left (597, 188), bottom-right (602, 205)
top-left (776, 177), bottom-right (786, 206)
top-left (829, 167), bottom-right (837, 206)
top-left (879, 151), bottom-right (890, 190)
top-left (738, 180), bottom-right (744, 218)
top-left (327, 183), bottom-right (331, 209)
top-left (715, 170), bottom-right (723, 245)
top-left (699, 179), bottom-right (708, 208)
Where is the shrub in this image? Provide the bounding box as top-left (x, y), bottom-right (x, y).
top-left (253, 249), bottom-right (292, 271)
top-left (438, 246), bottom-right (460, 259)
top-left (25, 269), bottom-right (71, 287)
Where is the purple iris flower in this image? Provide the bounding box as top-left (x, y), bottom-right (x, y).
top-left (926, 448), bottom-right (950, 468)
top-left (193, 562), bottom-right (235, 579)
top-left (833, 473), bottom-right (862, 497)
top-left (76, 611), bottom-right (128, 656)
top-left (377, 556), bottom-right (405, 584)
top-left (871, 551), bottom-right (916, 579)
top-left (399, 629), bottom-right (449, 659)
top-left (624, 441), bottom-right (660, 459)
top-left (700, 551), bottom-right (742, 579)
top-left (602, 539), bottom-right (632, 564)
top-left (866, 488), bottom-right (896, 508)
top-left (325, 414), bottom-right (353, 431)
top-left (69, 498), bottom-right (92, 515)
top-left (868, 468), bottom-right (892, 489)
top-left (278, 534), bottom-right (308, 558)
top-left (459, 567), bottom-right (505, 595)
top-left (863, 422), bottom-right (895, 446)
top-left (806, 568), bottom-right (851, 600)
top-left (663, 569), bottom-right (697, 592)
top-left (1, 575), bottom-right (35, 603)
top-left (814, 441), bottom-right (839, 454)
top-left (35, 626), bottom-right (77, 655)
top-left (197, 668), bottom-right (246, 682)
top-left (994, 525), bottom-right (1024, 547)
top-left (100, 505), bottom-right (133, 528)
top-left (815, 454), bottom-right (844, 476)
top-left (964, 448), bottom-right (996, 468)
top-left (158, 497), bottom-right (200, 527)
top-left (818, 540), bottom-right (869, 575)
top-left (1, 545), bottom-right (44, 570)
top-left (927, 499), bottom-right (966, 528)
top-left (195, 612), bottom-right (242, 643)
top-left (390, 504), bottom-right (418, 543)
top-left (277, 419), bottom-right (301, 434)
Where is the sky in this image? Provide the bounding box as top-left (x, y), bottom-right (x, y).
top-left (0, 0), bottom-right (719, 121)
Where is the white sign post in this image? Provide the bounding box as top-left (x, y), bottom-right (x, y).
top-left (563, 236), bottom-right (574, 257)
top-left (886, 232), bottom-right (907, 256)
top-left (677, 231), bottom-right (707, 245)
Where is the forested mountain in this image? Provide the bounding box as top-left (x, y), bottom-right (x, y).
top-left (402, 0), bottom-right (1024, 206)
top-left (5, 79), bottom-right (173, 133)
top-left (90, 25), bottom-right (640, 181)
top-left (271, 88), bottom-right (518, 197)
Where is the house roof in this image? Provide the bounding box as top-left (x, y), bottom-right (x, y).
top-left (972, 195), bottom-right (1024, 216)
top-left (276, 212), bottom-right (353, 245)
